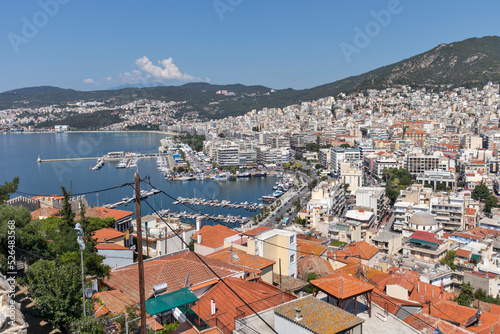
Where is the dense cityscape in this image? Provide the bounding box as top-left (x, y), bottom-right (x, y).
top-left (2, 1), bottom-right (500, 333)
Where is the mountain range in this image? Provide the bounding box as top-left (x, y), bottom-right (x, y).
top-left (2, 36), bottom-right (500, 119)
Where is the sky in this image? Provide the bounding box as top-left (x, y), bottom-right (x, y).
top-left (0, 0), bottom-right (499, 92)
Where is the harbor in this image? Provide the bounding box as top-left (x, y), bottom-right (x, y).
top-left (154, 209), bottom-right (251, 225)
top-left (172, 197), bottom-right (265, 211)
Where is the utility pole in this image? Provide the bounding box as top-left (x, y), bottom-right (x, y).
top-left (135, 173), bottom-right (147, 334)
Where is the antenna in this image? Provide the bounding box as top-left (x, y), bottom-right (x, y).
top-left (184, 273), bottom-right (190, 288)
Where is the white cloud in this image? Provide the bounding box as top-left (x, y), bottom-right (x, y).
top-left (83, 78), bottom-right (96, 84)
top-left (135, 56), bottom-right (201, 81)
top-left (110, 56), bottom-right (207, 86)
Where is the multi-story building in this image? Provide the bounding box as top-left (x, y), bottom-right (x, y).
top-left (429, 195), bottom-right (465, 232)
top-left (355, 187), bottom-right (389, 224)
top-left (402, 231), bottom-right (450, 263)
top-left (404, 128), bottom-right (427, 147)
top-left (216, 144), bottom-right (239, 167)
top-left (330, 147), bottom-right (360, 175)
top-left (373, 158), bottom-right (400, 179)
top-left (245, 229), bottom-right (297, 278)
top-left (305, 179), bottom-right (346, 223)
top-left (406, 155), bottom-right (441, 176)
top-left (371, 231), bottom-right (403, 255)
top-left (319, 148), bottom-right (330, 169)
top-left (416, 170), bottom-right (456, 190)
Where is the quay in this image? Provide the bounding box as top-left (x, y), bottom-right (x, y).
top-left (172, 197), bottom-right (265, 211)
top-left (154, 209), bottom-right (250, 225)
top-left (37, 153), bottom-right (162, 163)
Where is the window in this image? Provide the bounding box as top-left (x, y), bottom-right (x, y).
top-left (290, 235), bottom-right (294, 244)
top-left (290, 254), bottom-right (295, 263)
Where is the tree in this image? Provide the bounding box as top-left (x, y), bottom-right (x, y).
top-left (314, 164), bottom-right (321, 170)
top-left (26, 260), bottom-right (82, 329)
top-left (303, 272), bottom-right (319, 293)
top-left (436, 183), bottom-right (446, 191)
top-left (0, 176), bottom-right (19, 202)
top-left (456, 282), bottom-right (474, 306)
top-left (70, 316), bottom-right (110, 334)
top-left (471, 183), bottom-right (490, 201)
top-left (485, 195), bottom-right (498, 213)
top-left (440, 250), bottom-right (456, 270)
top-left (60, 186), bottom-right (75, 227)
top-left (339, 143), bottom-right (351, 148)
top-left (218, 133), bottom-right (225, 138)
top-left (320, 176), bottom-right (328, 181)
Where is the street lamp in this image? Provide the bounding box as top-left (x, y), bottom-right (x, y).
top-left (75, 223), bottom-right (86, 317)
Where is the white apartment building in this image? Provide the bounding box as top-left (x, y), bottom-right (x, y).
top-left (216, 144), bottom-right (239, 167)
top-left (373, 158), bottom-right (400, 179)
top-left (330, 147), bottom-right (361, 175)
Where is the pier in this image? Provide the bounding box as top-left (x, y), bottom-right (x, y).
top-left (154, 209), bottom-right (250, 225)
top-left (172, 197), bottom-right (265, 211)
top-left (37, 153), bottom-right (162, 163)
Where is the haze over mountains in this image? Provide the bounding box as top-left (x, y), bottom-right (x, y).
top-left (2, 36), bottom-right (500, 119)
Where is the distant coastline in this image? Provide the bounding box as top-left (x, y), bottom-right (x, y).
top-left (4, 130), bottom-right (178, 136)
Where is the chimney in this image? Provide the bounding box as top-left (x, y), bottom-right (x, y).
top-left (196, 217), bottom-right (202, 231)
top-left (418, 282), bottom-right (420, 293)
top-left (210, 299), bottom-right (216, 315)
top-left (197, 233), bottom-right (202, 244)
top-left (295, 308), bottom-right (303, 322)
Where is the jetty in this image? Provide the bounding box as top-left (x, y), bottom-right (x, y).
top-left (173, 197), bottom-right (265, 211)
top-left (154, 209), bottom-right (250, 225)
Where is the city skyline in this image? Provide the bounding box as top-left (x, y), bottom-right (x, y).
top-left (1, 0), bottom-right (499, 93)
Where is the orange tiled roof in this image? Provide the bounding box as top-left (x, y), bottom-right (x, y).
top-left (192, 224), bottom-right (239, 249)
top-left (243, 226), bottom-right (272, 236)
top-left (206, 247), bottom-right (275, 272)
top-left (327, 241), bottom-right (379, 261)
top-left (93, 228), bottom-right (124, 243)
top-left (455, 249), bottom-right (472, 259)
top-left (191, 277), bottom-right (295, 333)
top-left (95, 244), bottom-right (129, 250)
top-left (94, 289), bottom-right (135, 316)
top-left (85, 207), bottom-right (133, 221)
top-left (31, 207), bottom-right (60, 220)
top-left (31, 195), bottom-right (64, 200)
top-left (465, 208), bottom-right (477, 216)
top-left (103, 250), bottom-right (243, 304)
top-left (297, 256), bottom-right (334, 278)
top-left (311, 272), bottom-right (374, 299)
top-left (403, 313), bottom-right (471, 333)
top-left (297, 239), bottom-right (327, 257)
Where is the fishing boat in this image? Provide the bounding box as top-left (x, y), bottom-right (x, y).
top-left (253, 171), bottom-right (267, 177)
top-left (237, 172), bottom-right (251, 178)
top-left (90, 158), bottom-right (104, 171)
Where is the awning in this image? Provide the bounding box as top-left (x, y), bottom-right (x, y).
top-left (143, 288), bottom-right (198, 315)
top-left (471, 254), bottom-right (482, 261)
top-left (408, 238), bottom-right (439, 246)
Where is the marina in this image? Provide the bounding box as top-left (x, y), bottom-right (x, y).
top-left (172, 197), bottom-right (265, 211)
top-left (154, 209), bottom-right (250, 225)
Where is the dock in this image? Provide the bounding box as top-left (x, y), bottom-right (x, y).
top-left (154, 209), bottom-right (250, 225)
top-left (37, 153), bottom-right (161, 163)
top-left (173, 197), bottom-right (265, 211)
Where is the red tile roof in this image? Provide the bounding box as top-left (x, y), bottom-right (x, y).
top-left (190, 277), bottom-right (295, 332)
top-left (85, 207), bottom-right (133, 221)
top-left (297, 256), bottom-right (334, 278)
top-left (206, 247), bottom-right (275, 273)
top-left (95, 244), bottom-right (130, 250)
top-left (93, 228), bottom-right (124, 243)
top-left (243, 226), bottom-right (272, 236)
top-left (311, 272), bottom-right (374, 299)
top-left (327, 241), bottom-right (379, 261)
top-left (30, 207), bottom-right (60, 220)
top-left (465, 208), bottom-right (477, 216)
top-left (192, 224), bottom-right (239, 249)
top-left (455, 249), bottom-right (472, 259)
top-left (408, 231), bottom-right (443, 245)
top-left (94, 289), bottom-right (135, 316)
top-left (103, 250), bottom-right (243, 304)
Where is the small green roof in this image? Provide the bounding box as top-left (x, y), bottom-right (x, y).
top-left (471, 254), bottom-right (482, 260)
top-left (144, 288), bottom-right (198, 315)
top-left (408, 238), bottom-right (439, 246)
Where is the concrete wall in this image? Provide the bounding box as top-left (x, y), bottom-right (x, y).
top-left (464, 272), bottom-right (499, 298)
top-left (98, 249), bottom-right (133, 268)
top-left (386, 285), bottom-right (408, 301)
top-left (260, 265), bottom-right (274, 285)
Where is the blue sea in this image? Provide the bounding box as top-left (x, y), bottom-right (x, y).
top-left (0, 132), bottom-right (276, 223)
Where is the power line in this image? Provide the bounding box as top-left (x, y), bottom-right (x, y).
top-left (135, 186), bottom-right (278, 334)
top-left (14, 181), bottom-right (134, 198)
